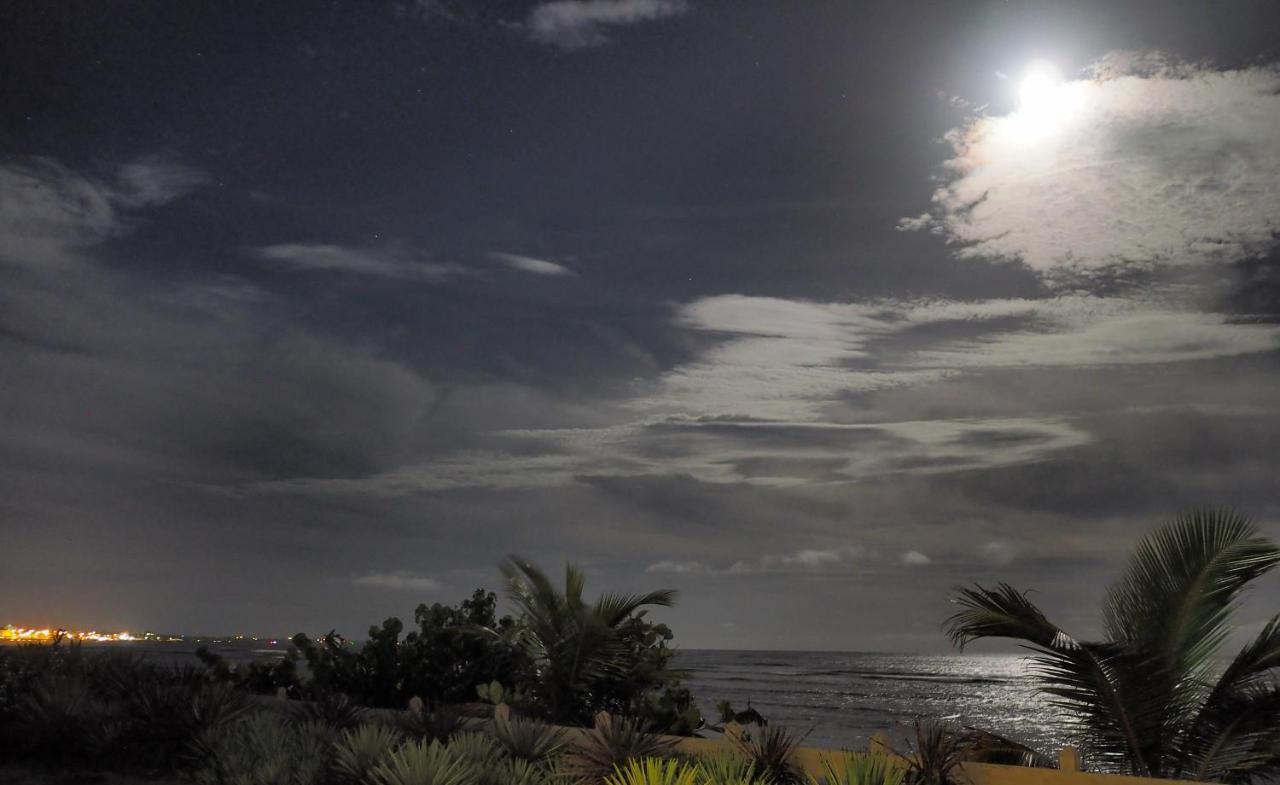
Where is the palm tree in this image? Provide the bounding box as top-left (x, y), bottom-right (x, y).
top-left (945, 510), bottom-right (1280, 782)
top-left (500, 557), bottom-right (677, 723)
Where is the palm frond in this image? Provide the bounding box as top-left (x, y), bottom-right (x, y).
top-left (945, 583), bottom-right (1156, 775)
top-left (594, 591), bottom-right (679, 627)
top-left (1177, 618), bottom-right (1280, 781)
top-left (1102, 509), bottom-right (1280, 680)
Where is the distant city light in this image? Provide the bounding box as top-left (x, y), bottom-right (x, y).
top-left (0, 625), bottom-right (184, 643)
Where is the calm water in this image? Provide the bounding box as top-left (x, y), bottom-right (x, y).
top-left (676, 650), bottom-right (1068, 752)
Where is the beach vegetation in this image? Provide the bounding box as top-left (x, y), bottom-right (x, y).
top-left (190, 711), bottom-right (335, 785)
top-left (491, 710), bottom-right (569, 763)
top-left (333, 722), bottom-right (405, 785)
top-left (895, 720), bottom-right (967, 785)
top-left (812, 752), bottom-right (905, 785)
top-left (697, 750), bottom-right (768, 784)
top-left (729, 724), bottom-right (806, 785)
top-left (561, 713), bottom-right (680, 783)
top-left (604, 757), bottom-right (705, 785)
top-left (398, 702), bottom-right (468, 743)
top-left (369, 739), bottom-right (475, 785)
top-left (500, 558), bottom-right (684, 725)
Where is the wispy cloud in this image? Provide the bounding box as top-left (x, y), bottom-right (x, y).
top-left (645, 560), bottom-right (711, 574)
top-left (249, 283), bottom-right (1280, 500)
top-left (352, 572), bottom-right (442, 591)
top-left (114, 156), bottom-right (209, 207)
top-left (523, 0), bottom-right (688, 51)
top-left (489, 251), bottom-right (575, 276)
top-left (256, 243), bottom-right (465, 283)
top-left (0, 156), bottom-right (205, 268)
top-left (646, 547), bottom-right (867, 576)
top-left (901, 55), bottom-right (1280, 273)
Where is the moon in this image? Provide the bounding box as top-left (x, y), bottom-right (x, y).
top-left (1005, 60), bottom-right (1080, 141)
top-left (1018, 60), bottom-right (1063, 110)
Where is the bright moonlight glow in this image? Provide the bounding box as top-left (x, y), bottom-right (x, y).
top-left (1018, 61), bottom-right (1062, 109)
top-left (1004, 60), bottom-right (1082, 142)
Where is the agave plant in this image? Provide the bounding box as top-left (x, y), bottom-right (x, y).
top-left (295, 691), bottom-right (370, 731)
top-left (490, 757), bottom-right (558, 785)
top-left (811, 752), bottom-right (904, 785)
top-left (12, 674), bottom-right (104, 762)
top-left (112, 678), bottom-right (251, 773)
top-left (371, 739), bottom-right (479, 785)
top-left (698, 750), bottom-right (768, 785)
top-left (400, 703), bottom-right (467, 744)
top-left (490, 711), bottom-right (568, 763)
top-left (894, 721), bottom-right (967, 785)
top-left (946, 509), bottom-right (1280, 783)
top-left (334, 722), bottom-right (405, 785)
top-left (604, 757), bottom-right (704, 785)
top-left (561, 713), bottom-right (678, 784)
top-left (729, 725), bottom-right (806, 785)
top-left (447, 731), bottom-right (506, 767)
top-left (500, 558), bottom-right (677, 723)
top-left (190, 711), bottom-right (334, 785)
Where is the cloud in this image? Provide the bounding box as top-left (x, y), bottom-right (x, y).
top-left (249, 282), bottom-right (1280, 501)
top-left (899, 550), bottom-right (932, 567)
top-left (1, 156), bottom-right (437, 514)
top-left (646, 547), bottom-right (866, 577)
top-left (0, 157), bottom-right (204, 269)
top-left (489, 251), bottom-right (575, 276)
top-left (255, 414), bottom-right (1092, 498)
top-left (638, 293), bottom-right (1280, 421)
top-left (645, 560), bottom-right (711, 574)
top-left (902, 57), bottom-right (1280, 273)
top-left (257, 243), bottom-right (465, 283)
top-left (903, 296), bottom-right (1280, 370)
top-left (638, 294), bottom-right (947, 420)
top-left (523, 0), bottom-right (688, 51)
top-left (114, 156), bottom-right (209, 207)
top-left (980, 541), bottom-right (1019, 566)
top-left (778, 548), bottom-right (843, 568)
top-left (352, 572), bottom-right (442, 591)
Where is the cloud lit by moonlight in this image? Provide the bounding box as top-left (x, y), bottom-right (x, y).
top-left (901, 56), bottom-right (1280, 273)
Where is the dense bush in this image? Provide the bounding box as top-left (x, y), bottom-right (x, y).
top-left (220, 566), bottom-right (700, 735)
top-left (284, 589), bottom-right (536, 711)
top-left (197, 643), bottom-right (301, 697)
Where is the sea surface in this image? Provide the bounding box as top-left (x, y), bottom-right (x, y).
top-left (675, 650), bottom-right (1068, 752)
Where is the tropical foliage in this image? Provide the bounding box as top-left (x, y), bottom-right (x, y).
top-left (604, 757), bottom-right (705, 785)
top-left (813, 752), bottom-right (905, 785)
top-left (193, 564), bottom-right (694, 734)
top-left (946, 509), bottom-right (1280, 782)
top-left (894, 720), bottom-right (968, 785)
top-left (728, 724), bottom-right (806, 785)
top-left (561, 713), bottom-right (680, 784)
top-left (499, 558), bottom-right (686, 725)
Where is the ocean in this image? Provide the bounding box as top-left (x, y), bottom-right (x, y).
top-left (675, 650), bottom-right (1068, 752)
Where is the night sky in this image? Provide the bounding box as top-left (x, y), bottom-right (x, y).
top-left (3, 0), bottom-right (1280, 650)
